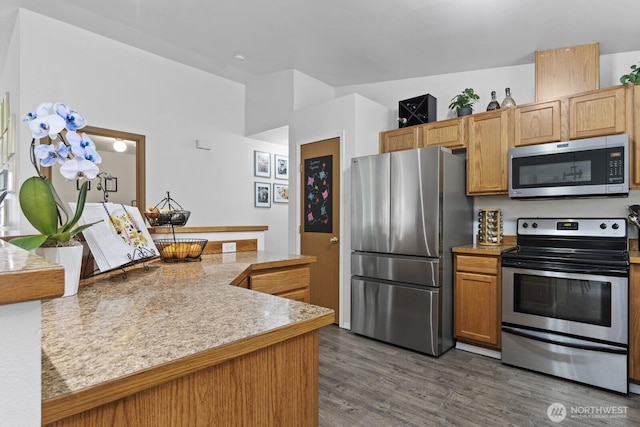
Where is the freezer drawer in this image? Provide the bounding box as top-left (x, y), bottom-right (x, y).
top-left (351, 252), bottom-right (440, 287)
top-left (351, 278), bottom-right (440, 355)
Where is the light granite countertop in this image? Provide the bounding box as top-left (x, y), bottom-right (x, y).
top-left (0, 239), bottom-right (64, 304)
top-left (41, 251), bottom-right (332, 402)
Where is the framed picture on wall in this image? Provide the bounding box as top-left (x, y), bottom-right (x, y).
top-left (274, 154), bottom-right (288, 180)
top-left (106, 177), bottom-right (118, 192)
top-left (254, 150), bottom-right (271, 178)
top-left (255, 181), bottom-right (271, 208)
top-left (77, 180), bottom-right (91, 191)
top-left (273, 183), bottom-right (289, 203)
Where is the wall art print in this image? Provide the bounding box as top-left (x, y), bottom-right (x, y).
top-left (304, 155), bottom-right (332, 233)
top-left (254, 181), bottom-right (271, 208)
top-left (275, 154), bottom-right (288, 180)
top-left (254, 150), bottom-right (271, 178)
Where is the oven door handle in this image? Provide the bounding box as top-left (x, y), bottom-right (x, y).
top-left (502, 325), bottom-right (627, 355)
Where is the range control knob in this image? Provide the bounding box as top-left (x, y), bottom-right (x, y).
top-left (612, 223), bottom-right (620, 230)
top-left (532, 223), bottom-right (538, 229)
top-left (522, 222), bottom-right (528, 228)
top-left (600, 223), bottom-right (607, 229)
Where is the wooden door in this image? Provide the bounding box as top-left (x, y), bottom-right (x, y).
top-left (300, 137), bottom-right (340, 323)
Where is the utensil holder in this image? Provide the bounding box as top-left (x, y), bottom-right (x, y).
top-left (478, 208), bottom-right (503, 246)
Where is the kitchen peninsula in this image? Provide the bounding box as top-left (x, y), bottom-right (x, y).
top-left (39, 251), bottom-right (333, 426)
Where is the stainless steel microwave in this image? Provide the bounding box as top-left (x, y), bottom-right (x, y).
top-left (508, 134), bottom-right (629, 199)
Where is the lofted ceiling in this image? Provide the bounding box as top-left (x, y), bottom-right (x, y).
top-left (1, 0), bottom-right (640, 87)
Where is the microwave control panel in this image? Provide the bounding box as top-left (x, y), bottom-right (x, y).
top-left (608, 147), bottom-right (625, 183)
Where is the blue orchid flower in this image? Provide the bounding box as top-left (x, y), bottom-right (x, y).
top-left (54, 103), bottom-right (87, 131)
top-left (33, 142), bottom-right (69, 167)
top-left (60, 157), bottom-right (100, 181)
top-left (27, 113), bottom-right (66, 139)
top-left (67, 131), bottom-right (101, 164)
top-left (22, 102), bottom-right (52, 123)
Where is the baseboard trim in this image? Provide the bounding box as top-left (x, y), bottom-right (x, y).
top-left (455, 341), bottom-right (501, 360)
top-left (629, 383), bottom-right (640, 395)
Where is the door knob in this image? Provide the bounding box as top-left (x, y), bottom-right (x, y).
top-left (330, 237), bottom-right (339, 244)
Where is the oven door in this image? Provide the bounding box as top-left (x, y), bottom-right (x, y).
top-left (502, 266), bottom-right (627, 345)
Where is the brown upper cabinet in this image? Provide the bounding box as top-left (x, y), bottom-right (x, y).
top-left (419, 117), bottom-right (467, 150)
top-left (514, 100), bottom-right (562, 146)
top-left (569, 85), bottom-right (628, 140)
top-left (535, 42), bottom-right (599, 101)
top-left (467, 109), bottom-right (512, 195)
top-left (379, 117), bottom-right (467, 153)
top-left (378, 84), bottom-right (638, 192)
top-left (379, 126), bottom-right (420, 153)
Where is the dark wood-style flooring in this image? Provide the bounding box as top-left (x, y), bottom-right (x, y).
top-left (319, 325), bottom-right (640, 426)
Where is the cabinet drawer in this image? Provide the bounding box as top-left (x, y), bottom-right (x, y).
top-left (455, 255), bottom-right (498, 275)
top-left (278, 288), bottom-right (310, 303)
top-left (250, 266), bottom-right (310, 295)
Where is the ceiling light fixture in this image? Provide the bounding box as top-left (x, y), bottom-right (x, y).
top-left (113, 139), bottom-right (127, 152)
top-left (234, 52), bottom-right (246, 61)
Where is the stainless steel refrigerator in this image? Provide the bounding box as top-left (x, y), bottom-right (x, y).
top-left (350, 146), bottom-right (472, 356)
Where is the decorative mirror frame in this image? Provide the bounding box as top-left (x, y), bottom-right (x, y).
top-left (80, 126), bottom-right (146, 215)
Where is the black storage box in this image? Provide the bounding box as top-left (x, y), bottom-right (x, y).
top-left (398, 94), bottom-right (436, 128)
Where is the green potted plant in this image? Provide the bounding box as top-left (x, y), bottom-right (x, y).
top-left (448, 88), bottom-right (480, 117)
top-left (11, 102), bottom-right (102, 296)
top-left (620, 63), bottom-right (640, 85)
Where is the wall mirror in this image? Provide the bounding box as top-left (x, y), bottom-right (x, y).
top-left (48, 126), bottom-right (146, 215)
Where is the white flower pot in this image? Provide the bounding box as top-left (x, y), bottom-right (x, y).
top-left (36, 245), bottom-right (84, 297)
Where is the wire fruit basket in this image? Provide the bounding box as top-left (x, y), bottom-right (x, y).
top-left (155, 238), bottom-right (207, 262)
top-left (144, 192), bottom-right (191, 227)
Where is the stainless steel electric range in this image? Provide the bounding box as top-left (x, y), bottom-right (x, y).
top-left (501, 217), bottom-right (629, 394)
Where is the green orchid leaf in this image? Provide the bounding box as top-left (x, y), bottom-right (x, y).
top-left (48, 179), bottom-right (71, 226)
top-left (9, 234), bottom-right (51, 251)
top-left (46, 231), bottom-right (73, 245)
top-left (19, 177), bottom-right (58, 235)
top-left (62, 181), bottom-right (89, 233)
top-left (69, 220), bottom-right (103, 237)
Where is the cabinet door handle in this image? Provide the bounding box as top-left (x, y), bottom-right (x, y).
top-left (330, 237), bottom-right (339, 244)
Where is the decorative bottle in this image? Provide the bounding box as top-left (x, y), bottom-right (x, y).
top-left (501, 87), bottom-right (516, 108)
top-left (486, 91), bottom-right (500, 111)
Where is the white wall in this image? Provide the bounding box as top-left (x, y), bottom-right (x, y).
top-left (0, 301), bottom-right (41, 427)
top-left (289, 93), bottom-right (388, 327)
top-left (336, 49), bottom-right (640, 121)
top-left (9, 9), bottom-right (289, 253)
top-left (245, 69), bottom-right (335, 137)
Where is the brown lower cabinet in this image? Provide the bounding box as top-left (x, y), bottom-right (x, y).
top-left (454, 253), bottom-right (501, 349)
top-left (234, 263), bottom-right (312, 303)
